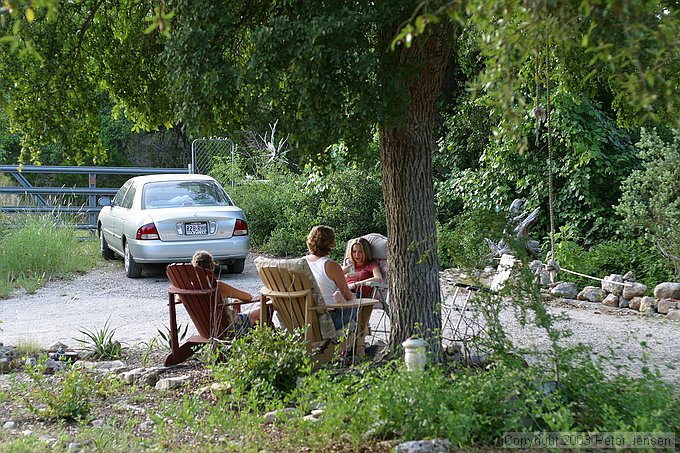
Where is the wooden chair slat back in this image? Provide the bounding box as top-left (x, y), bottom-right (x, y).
top-left (255, 257), bottom-right (336, 342)
top-left (166, 263), bottom-right (231, 339)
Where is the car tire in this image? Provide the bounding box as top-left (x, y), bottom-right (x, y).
top-left (124, 242), bottom-right (142, 278)
top-left (227, 259), bottom-right (245, 274)
top-left (99, 228), bottom-right (115, 260)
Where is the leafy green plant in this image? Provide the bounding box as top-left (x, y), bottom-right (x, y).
top-left (138, 336), bottom-right (160, 367)
top-left (211, 327), bottom-right (311, 403)
top-left (74, 318), bottom-right (123, 360)
top-left (18, 358), bottom-right (102, 420)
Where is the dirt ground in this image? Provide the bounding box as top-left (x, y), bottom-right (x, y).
top-left (0, 256), bottom-right (678, 383)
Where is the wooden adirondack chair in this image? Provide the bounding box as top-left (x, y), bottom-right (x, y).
top-left (164, 263), bottom-right (251, 366)
top-left (254, 257), bottom-right (377, 365)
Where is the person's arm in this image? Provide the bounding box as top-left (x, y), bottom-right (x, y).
top-left (348, 262), bottom-right (382, 291)
top-left (218, 281), bottom-right (252, 301)
top-left (325, 260), bottom-right (355, 301)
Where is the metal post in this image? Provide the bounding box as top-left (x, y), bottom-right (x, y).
top-left (88, 173), bottom-right (97, 228)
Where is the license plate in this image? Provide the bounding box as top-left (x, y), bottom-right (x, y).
top-left (185, 222), bottom-right (208, 235)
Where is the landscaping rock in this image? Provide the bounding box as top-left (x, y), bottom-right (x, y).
top-left (622, 282), bottom-right (647, 300)
top-left (155, 375), bottom-right (189, 390)
top-left (122, 368), bottom-right (147, 384)
top-left (639, 297), bottom-right (654, 313)
top-left (628, 297), bottom-right (642, 311)
top-left (666, 309), bottom-right (680, 321)
top-left (47, 341), bottom-right (68, 353)
top-left (657, 299), bottom-right (679, 315)
top-left (654, 282), bottom-right (680, 300)
top-left (139, 370), bottom-right (161, 387)
top-left (263, 407), bottom-right (301, 424)
top-left (619, 297), bottom-right (629, 309)
top-left (3, 421), bottom-right (16, 429)
top-left (0, 358), bottom-right (11, 373)
top-left (622, 271), bottom-right (636, 282)
top-left (577, 286), bottom-right (605, 302)
top-left (75, 360), bottom-right (128, 375)
top-left (602, 274), bottom-right (624, 296)
top-left (602, 294), bottom-right (619, 307)
top-left (139, 420), bottom-right (154, 431)
top-left (395, 439), bottom-right (451, 453)
top-left (551, 282), bottom-right (578, 299)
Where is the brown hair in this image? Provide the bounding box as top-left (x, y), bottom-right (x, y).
top-left (306, 225), bottom-right (336, 256)
top-left (191, 250), bottom-right (216, 271)
top-left (350, 237), bottom-right (374, 265)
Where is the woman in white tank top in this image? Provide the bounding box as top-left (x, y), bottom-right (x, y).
top-left (304, 225), bottom-right (356, 330)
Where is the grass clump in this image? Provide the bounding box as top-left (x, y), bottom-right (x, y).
top-left (0, 214), bottom-right (99, 297)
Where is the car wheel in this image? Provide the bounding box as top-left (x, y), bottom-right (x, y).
top-left (99, 228), bottom-right (115, 260)
top-left (124, 242), bottom-right (142, 278)
top-left (227, 259), bottom-right (245, 274)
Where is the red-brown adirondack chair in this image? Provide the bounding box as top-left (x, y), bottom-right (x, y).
top-left (164, 263), bottom-right (250, 366)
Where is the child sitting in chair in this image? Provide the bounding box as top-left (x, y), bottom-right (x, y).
top-left (191, 250), bottom-right (260, 330)
top-left (343, 237), bottom-right (383, 298)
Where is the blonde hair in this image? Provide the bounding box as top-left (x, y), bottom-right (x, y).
top-left (306, 225), bottom-right (336, 256)
top-left (191, 250), bottom-right (216, 271)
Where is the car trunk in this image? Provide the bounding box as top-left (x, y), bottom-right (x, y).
top-left (147, 207), bottom-right (244, 241)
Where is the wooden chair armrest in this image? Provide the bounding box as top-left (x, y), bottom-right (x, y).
top-left (260, 287), bottom-right (310, 298)
top-left (330, 298), bottom-right (379, 309)
top-left (225, 298), bottom-right (256, 308)
top-left (168, 286), bottom-right (214, 296)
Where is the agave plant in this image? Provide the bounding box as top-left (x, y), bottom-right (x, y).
top-left (74, 317), bottom-right (123, 360)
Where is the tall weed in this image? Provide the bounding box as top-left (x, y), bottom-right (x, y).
top-left (0, 214), bottom-right (99, 296)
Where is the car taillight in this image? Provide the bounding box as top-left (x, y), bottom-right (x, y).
top-left (233, 219), bottom-right (248, 236)
top-left (136, 223), bottom-right (160, 240)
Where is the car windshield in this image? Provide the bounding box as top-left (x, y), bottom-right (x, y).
top-left (142, 181), bottom-right (233, 209)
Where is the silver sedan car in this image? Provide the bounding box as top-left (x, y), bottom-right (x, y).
top-left (97, 174), bottom-right (249, 278)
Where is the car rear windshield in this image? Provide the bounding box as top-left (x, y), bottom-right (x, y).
top-left (142, 181), bottom-right (233, 209)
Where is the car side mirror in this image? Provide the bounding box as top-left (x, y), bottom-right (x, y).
top-left (98, 197), bottom-right (112, 207)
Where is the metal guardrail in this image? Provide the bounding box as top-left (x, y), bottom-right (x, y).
top-left (0, 165), bottom-right (190, 230)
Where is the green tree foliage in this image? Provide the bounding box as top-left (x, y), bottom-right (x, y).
top-left (617, 128), bottom-right (680, 276)
top-left (0, 0), bottom-right (174, 162)
top-left (437, 92), bottom-right (638, 244)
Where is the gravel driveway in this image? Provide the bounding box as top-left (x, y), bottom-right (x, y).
top-left (1, 256), bottom-right (678, 383)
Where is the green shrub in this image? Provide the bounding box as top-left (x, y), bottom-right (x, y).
top-left (437, 208), bottom-right (506, 270)
top-left (227, 166), bottom-right (385, 257)
top-left (285, 353), bottom-right (679, 450)
top-left (211, 327), bottom-right (311, 404)
top-left (314, 167), bottom-right (386, 244)
top-left (548, 226), bottom-right (673, 289)
top-left (586, 238), bottom-right (673, 289)
top-left (617, 128), bottom-right (680, 278)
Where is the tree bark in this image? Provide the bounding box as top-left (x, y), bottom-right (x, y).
top-left (379, 27), bottom-right (453, 357)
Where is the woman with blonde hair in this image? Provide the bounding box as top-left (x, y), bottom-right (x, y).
top-left (303, 225), bottom-right (356, 330)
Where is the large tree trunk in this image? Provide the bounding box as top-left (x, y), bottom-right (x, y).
top-left (379, 28), bottom-right (453, 357)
